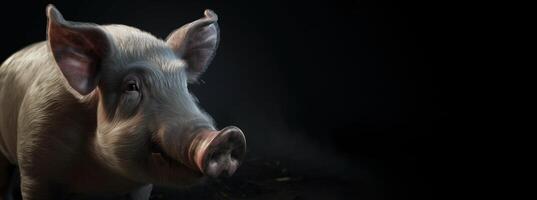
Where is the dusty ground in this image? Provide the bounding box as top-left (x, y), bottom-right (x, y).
top-left (152, 156), bottom-right (374, 200)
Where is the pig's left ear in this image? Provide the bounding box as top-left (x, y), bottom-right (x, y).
top-left (166, 10), bottom-right (219, 82)
top-left (47, 5), bottom-right (110, 95)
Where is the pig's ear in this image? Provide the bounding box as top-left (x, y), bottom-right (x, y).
top-left (166, 10), bottom-right (219, 82)
top-left (47, 5), bottom-right (110, 95)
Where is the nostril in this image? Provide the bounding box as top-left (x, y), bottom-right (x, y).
top-left (225, 158), bottom-right (240, 176)
top-left (221, 127), bottom-right (247, 156)
top-left (205, 153), bottom-right (239, 178)
top-left (229, 134), bottom-right (246, 160)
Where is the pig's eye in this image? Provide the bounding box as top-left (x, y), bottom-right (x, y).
top-left (124, 80), bottom-right (139, 92)
top-left (122, 75), bottom-right (142, 94)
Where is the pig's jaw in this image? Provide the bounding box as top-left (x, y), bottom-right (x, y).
top-left (91, 118), bottom-right (203, 186)
top-left (92, 132), bottom-right (205, 187)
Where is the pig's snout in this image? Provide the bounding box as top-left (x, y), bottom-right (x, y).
top-left (188, 126), bottom-right (246, 178)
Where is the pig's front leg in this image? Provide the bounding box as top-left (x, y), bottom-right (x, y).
top-left (126, 184), bottom-right (152, 200)
top-left (19, 175), bottom-right (66, 200)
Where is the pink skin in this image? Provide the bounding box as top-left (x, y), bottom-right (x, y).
top-left (0, 4), bottom-right (246, 200)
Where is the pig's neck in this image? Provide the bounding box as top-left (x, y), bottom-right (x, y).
top-left (88, 90), bottom-right (150, 187)
top-left (56, 89), bottom-right (144, 193)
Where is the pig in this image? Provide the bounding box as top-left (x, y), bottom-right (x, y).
top-left (0, 4), bottom-right (246, 200)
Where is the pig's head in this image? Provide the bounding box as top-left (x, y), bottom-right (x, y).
top-left (45, 5), bottom-right (246, 186)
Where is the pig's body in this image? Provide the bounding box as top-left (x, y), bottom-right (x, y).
top-left (0, 42), bottom-right (146, 198)
top-left (0, 5), bottom-right (246, 200)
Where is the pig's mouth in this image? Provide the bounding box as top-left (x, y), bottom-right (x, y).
top-left (147, 140), bottom-right (205, 186)
top-left (149, 141), bottom-right (182, 167)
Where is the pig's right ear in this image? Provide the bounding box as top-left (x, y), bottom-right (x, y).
top-left (47, 5), bottom-right (110, 95)
top-left (166, 10), bottom-right (219, 83)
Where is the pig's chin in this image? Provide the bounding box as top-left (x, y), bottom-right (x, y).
top-left (147, 142), bottom-right (205, 186)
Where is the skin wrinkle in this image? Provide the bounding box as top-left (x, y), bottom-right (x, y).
top-left (94, 112), bottom-right (147, 179)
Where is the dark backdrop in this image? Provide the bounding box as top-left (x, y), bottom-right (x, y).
top-left (0, 0), bottom-right (434, 199)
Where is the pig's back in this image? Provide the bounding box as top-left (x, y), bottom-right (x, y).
top-left (0, 41), bottom-right (64, 163)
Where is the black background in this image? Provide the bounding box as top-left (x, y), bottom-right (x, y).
top-left (0, 0), bottom-right (434, 199)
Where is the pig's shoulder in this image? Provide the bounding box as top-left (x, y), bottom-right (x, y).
top-left (1, 42), bottom-right (52, 72)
